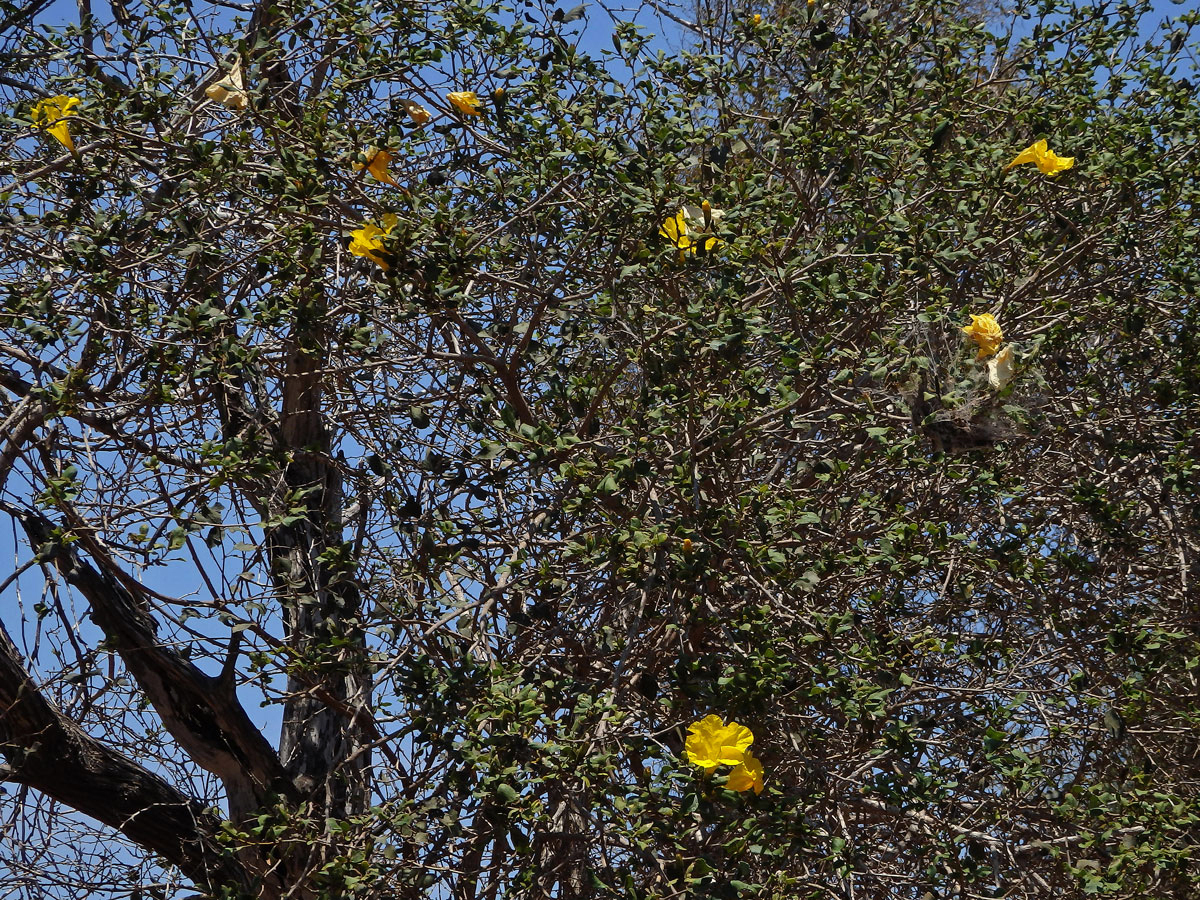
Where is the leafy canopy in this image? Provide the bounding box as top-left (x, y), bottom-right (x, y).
top-left (1, 0), bottom-right (1199, 898)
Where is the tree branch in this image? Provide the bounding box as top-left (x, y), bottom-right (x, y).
top-left (0, 618), bottom-right (252, 895)
top-left (2, 501), bottom-right (295, 821)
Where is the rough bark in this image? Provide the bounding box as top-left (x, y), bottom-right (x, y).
top-left (270, 278), bottom-right (372, 827)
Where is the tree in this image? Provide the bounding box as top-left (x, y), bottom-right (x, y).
top-left (2, 0), bottom-right (1199, 896)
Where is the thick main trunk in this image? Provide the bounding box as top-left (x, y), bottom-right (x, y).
top-left (271, 281), bottom-right (372, 829)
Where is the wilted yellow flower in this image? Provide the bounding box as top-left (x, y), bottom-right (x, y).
top-left (31, 96), bottom-right (81, 152)
top-left (205, 58), bottom-right (249, 110)
top-left (685, 714), bottom-right (754, 769)
top-left (448, 91), bottom-right (482, 117)
top-left (354, 147), bottom-right (398, 186)
top-left (963, 313), bottom-right (1004, 360)
top-left (348, 213), bottom-right (398, 270)
top-left (1005, 139), bottom-right (1073, 176)
top-left (400, 98), bottom-right (431, 126)
top-left (987, 344), bottom-right (1015, 390)
top-left (727, 749), bottom-right (764, 794)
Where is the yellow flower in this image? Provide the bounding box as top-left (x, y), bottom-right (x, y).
top-left (726, 750), bottom-right (764, 794)
top-left (752, 13), bottom-right (762, 24)
top-left (448, 91), bottom-right (482, 117)
top-left (660, 210), bottom-right (693, 251)
top-left (31, 96), bottom-right (81, 152)
top-left (348, 213), bottom-right (398, 270)
top-left (962, 313), bottom-right (1004, 360)
top-left (400, 98), bottom-right (431, 126)
top-left (1005, 139), bottom-right (1074, 176)
top-left (354, 147), bottom-right (398, 186)
top-left (685, 714), bottom-right (754, 769)
top-left (660, 202), bottom-right (722, 255)
top-left (987, 344), bottom-right (1015, 390)
top-left (205, 58), bottom-right (249, 110)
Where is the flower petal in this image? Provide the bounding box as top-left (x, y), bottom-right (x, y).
top-left (356, 147), bottom-right (398, 186)
top-left (31, 96), bottom-right (81, 152)
top-left (1007, 139), bottom-right (1073, 175)
top-left (448, 91), bottom-right (482, 117)
top-left (727, 750), bottom-right (764, 794)
top-left (206, 58), bottom-right (249, 109)
top-left (1006, 139), bottom-right (1045, 170)
top-left (1039, 152), bottom-right (1074, 176)
top-left (963, 313), bottom-right (1004, 360)
top-left (671, 202), bottom-right (723, 254)
top-left (400, 98), bottom-right (431, 125)
top-left (349, 222), bottom-right (392, 269)
top-left (987, 344), bottom-right (1015, 390)
top-left (684, 714), bottom-right (754, 769)
top-left (660, 210), bottom-right (692, 250)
